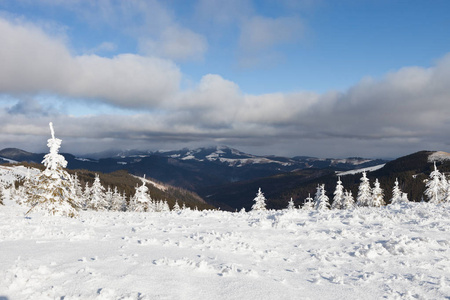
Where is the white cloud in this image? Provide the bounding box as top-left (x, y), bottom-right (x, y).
top-left (238, 16), bottom-right (304, 68)
top-left (239, 16), bottom-right (304, 52)
top-left (139, 26), bottom-right (208, 61)
top-left (0, 17), bottom-right (181, 107)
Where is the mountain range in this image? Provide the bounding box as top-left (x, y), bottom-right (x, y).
top-left (2, 146), bottom-right (450, 211)
top-left (0, 145), bottom-right (386, 189)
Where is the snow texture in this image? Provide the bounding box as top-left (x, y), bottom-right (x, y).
top-left (1, 200), bottom-right (450, 299)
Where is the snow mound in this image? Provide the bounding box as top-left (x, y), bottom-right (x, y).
top-left (428, 151), bottom-right (450, 163)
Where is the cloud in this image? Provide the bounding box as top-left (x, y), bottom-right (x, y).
top-left (0, 17), bottom-right (181, 107)
top-left (36, 0), bottom-right (208, 61)
top-left (139, 26), bottom-right (207, 61)
top-left (238, 16), bottom-right (304, 68)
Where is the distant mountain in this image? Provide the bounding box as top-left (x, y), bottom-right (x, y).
top-left (200, 150), bottom-right (447, 211)
top-left (1, 145), bottom-right (387, 207)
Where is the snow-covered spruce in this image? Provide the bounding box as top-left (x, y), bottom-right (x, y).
top-left (342, 190), bottom-right (355, 209)
top-left (302, 193), bottom-right (314, 210)
top-left (424, 162), bottom-right (446, 203)
top-left (314, 184), bottom-right (330, 210)
top-left (25, 122), bottom-right (80, 217)
top-left (86, 174), bottom-right (108, 211)
top-left (287, 198), bottom-right (295, 210)
top-left (251, 188), bottom-right (267, 211)
top-left (331, 177), bottom-right (344, 209)
top-left (356, 171), bottom-right (372, 207)
top-left (371, 179), bottom-right (385, 207)
top-left (130, 177), bottom-right (153, 212)
top-left (390, 178), bottom-right (404, 205)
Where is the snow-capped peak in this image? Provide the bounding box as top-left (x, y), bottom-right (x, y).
top-left (428, 151), bottom-right (450, 163)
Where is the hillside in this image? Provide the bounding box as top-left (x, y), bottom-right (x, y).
top-left (1, 163), bottom-right (213, 210)
top-left (199, 151), bottom-right (447, 210)
top-left (0, 146), bottom-right (387, 192)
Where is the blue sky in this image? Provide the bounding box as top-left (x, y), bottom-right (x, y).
top-left (0, 0), bottom-right (450, 158)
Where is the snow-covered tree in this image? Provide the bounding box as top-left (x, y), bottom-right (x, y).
top-left (105, 186), bottom-right (113, 210)
top-left (424, 162), bottom-right (445, 203)
top-left (71, 173), bottom-right (84, 204)
top-left (86, 174), bottom-right (108, 211)
top-left (172, 200), bottom-right (181, 212)
top-left (342, 190), bottom-right (355, 209)
top-left (302, 193), bottom-right (314, 210)
top-left (82, 182), bottom-right (91, 209)
top-left (314, 184), bottom-right (330, 210)
top-left (331, 177), bottom-right (344, 209)
top-left (251, 188), bottom-right (267, 211)
top-left (25, 122), bottom-right (80, 217)
top-left (356, 171), bottom-right (372, 207)
top-left (287, 198), bottom-right (295, 210)
top-left (110, 187), bottom-right (126, 211)
top-left (371, 179), bottom-right (385, 207)
top-left (130, 178), bottom-right (152, 212)
top-left (390, 178), bottom-right (403, 204)
top-left (161, 200), bottom-right (170, 212)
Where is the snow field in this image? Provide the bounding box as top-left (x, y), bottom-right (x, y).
top-left (1, 202), bottom-right (450, 299)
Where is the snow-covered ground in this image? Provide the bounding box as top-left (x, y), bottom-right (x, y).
top-left (1, 200), bottom-right (450, 299)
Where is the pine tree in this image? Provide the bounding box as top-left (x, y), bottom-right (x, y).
top-left (105, 186), bottom-right (113, 210)
top-left (342, 190), bottom-right (355, 209)
top-left (130, 178), bottom-right (152, 212)
top-left (371, 179), bottom-right (385, 207)
top-left (287, 198), bottom-right (295, 210)
top-left (424, 162), bottom-right (445, 203)
top-left (302, 193), bottom-right (314, 210)
top-left (356, 171), bottom-right (372, 207)
top-left (110, 187), bottom-right (126, 211)
top-left (390, 178), bottom-right (403, 204)
top-left (251, 188), bottom-right (267, 211)
top-left (87, 174), bottom-right (108, 210)
top-left (172, 200), bottom-right (181, 212)
top-left (331, 177), bottom-right (344, 209)
top-left (83, 182), bottom-right (91, 209)
top-left (314, 184), bottom-right (330, 210)
top-left (71, 173), bottom-right (84, 205)
top-left (25, 122), bottom-right (80, 217)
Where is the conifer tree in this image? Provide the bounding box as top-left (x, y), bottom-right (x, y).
top-left (87, 174), bottom-right (108, 210)
top-left (342, 190), bottom-right (355, 209)
top-left (331, 177), bottom-right (344, 209)
top-left (287, 198), bottom-right (295, 210)
top-left (82, 182), bottom-right (91, 209)
top-left (390, 178), bottom-right (403, 204)
top-left (371, 179), bottom-right (385, 207)
top-left (424, 162), bottom-right (445, 203)
top-left (130, 178), bottom-right (152, 212)
top-left (71, 173), bottom-right (84, 204)
top-left (356, 171), bottom-right (372, 207)
top-left (302, 193), bottom-right (314, 210)
top-left (251, 188), bottom-right (267, 211)
top-left (314, 184), bottom-right (330, 210)
top-left (25, 122), bottom-right (80, 217)
top-left (105, 186), bottom-right (113, 210)
top-left (173, 200), bottom-right (181, 212)
top-left (110, 187), bottom-right (126, 211)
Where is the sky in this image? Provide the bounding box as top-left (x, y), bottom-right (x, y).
top-left (0, 0), bottom-right (450, 159)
